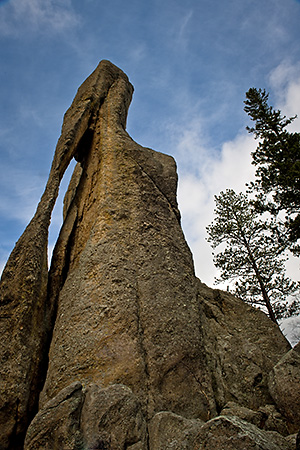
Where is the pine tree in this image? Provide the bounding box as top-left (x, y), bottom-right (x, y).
top-left (206, 189), bottom-right (299, 323)
top-left (244, 88), bottom-right (300, 254)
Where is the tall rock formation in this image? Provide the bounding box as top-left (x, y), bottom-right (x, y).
top-left (0, 61), bottom-right (297, 450)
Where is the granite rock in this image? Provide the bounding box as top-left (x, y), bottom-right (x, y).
top-left (24, 383), bottom-right (147, 450)
top-left (81, 384), bottom-right (147, 450)
top-left (148, 411), bottom-right (204, 449)
top-left (24, 382), bottom-right (84, 450)
top-left (0, 60), bottom-right (130, 450)
top-left (194, 415), bottom-right (293, 450)
top-left (39, 61), bottom-right (215, 423)
top-left (197, 283), bottom-right (290, 413)
top-left (268, 341), bottom-right (300, 433)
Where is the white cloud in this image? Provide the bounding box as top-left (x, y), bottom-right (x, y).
top-left (269, 61), bottom-right (300, 132)
top-left (0, 0), bottom-right (80, 36)
top-left (280, 315), bottom-right (300, 347)
top-left (178, 130), bottom-right (256, 286)
top-left (176, 67), bottom-right (300, 288)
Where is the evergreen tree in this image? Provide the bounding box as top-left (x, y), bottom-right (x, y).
top-left (206, 189), bottom-right (299, 323)
top-left (244, 88), bottom-right (300, 254)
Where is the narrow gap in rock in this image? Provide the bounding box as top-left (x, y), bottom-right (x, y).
top-left (47, 159), bottom-right (76, 267)
top-left (37, 125), bottom-right (96, 418)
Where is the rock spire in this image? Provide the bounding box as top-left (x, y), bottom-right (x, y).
top-left (0, 61), bottom-right (298, 450)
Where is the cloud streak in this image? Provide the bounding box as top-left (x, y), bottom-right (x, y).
top-left (0, 0), bottom-right (80, 36)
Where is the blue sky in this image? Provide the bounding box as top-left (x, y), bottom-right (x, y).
top-left (0, 0), bottom-right (300, 293)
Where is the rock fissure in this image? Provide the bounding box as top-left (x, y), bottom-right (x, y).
top-left (134, 278), bottom-right (151, 438)
top-left (126, 152), bottom-right (181, 223)
top-left (180, 360), bottom-right (211, 421)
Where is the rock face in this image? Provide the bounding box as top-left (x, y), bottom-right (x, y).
top-left (193, 415), bottom-right (293, 450)
top-left (268, 342), bottom-right (300, 433)
top-left (148, 411), bottom-right (204, 449)
top-left (197, 283), bottom-right (290, 412)
top-left (0, 61), bottom-right (298, 449)
top-left (24, 383), bottom-right (147, 450)
top-left (38, 61), bottom-right (214, 425)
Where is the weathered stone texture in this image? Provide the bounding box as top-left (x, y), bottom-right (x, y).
top-left (81, 384), bottom-right (147, 449)
top-left (39, 63), bottom-right (216, 423)
top-left (194, 415), bottom-right (293, 450)
top-left (268, 341), bottom-right (300, 433)
top-left (221, 401), bottom-right (289, 435)
top-left (24, 382), bottom-right (84, 450)
top-left (197, 282), bottom-right (291, 412)
top-left (0, 60), bottom-right (132, 449)
top-left (25, 383), bottom-right (147, 450)
top-left (148, 411), bottom-right (204, 449)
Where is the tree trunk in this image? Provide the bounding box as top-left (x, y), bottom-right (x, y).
top-left (242, 237), bottom-right (278, 324)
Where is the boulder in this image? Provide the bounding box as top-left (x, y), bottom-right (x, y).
top-left (268, 341), bottom-right (300, 433)
top-left (198, 283), bottom-right (291, 412)
top-left (25, 383), bottom-right (147, 450)
top-left (24, 382), bottom-right (84, 450)
top-left (221, 401), bottom-right (289, 435)
top-left (221, 401), bottom-right (265, 428)
top-left (81, 384), bottom-right (147, 450)
top-left (148, 411), bottom-right (204, 449)
top-left (194, 415), bottom-right (293, 450)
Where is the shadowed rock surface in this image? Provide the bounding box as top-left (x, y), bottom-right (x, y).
top-left (0, 61), bottom-right (298, 449)
top-left (193, 415), bottom-right (294, 450)
top-left (197, 282), bottom-right (291, 413)
top-left (24, 383), bottom-right (147, 450)
top-left (268, 341), bottom-right (300, 433)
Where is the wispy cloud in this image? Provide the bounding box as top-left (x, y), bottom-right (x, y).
top-left (0, 0), bottom-right (80, 36)
top-left (280, 315), bottom-right (300, 347)
top-left (177, 10), bottom-right (193, 48)
top-left (0, 166), bottom-right (44, 223)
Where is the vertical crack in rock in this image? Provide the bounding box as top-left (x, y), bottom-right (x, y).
top-left (134, 282), bottom-right (151, 449)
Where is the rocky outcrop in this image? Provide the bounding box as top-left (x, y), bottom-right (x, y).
top-left (24, 383), bottom-right (147, 450)
top-left (38, 62), bottom-right (215, 425)
top-left (0, 61), bottom-right (298, 449)
top-left (268, 341), bottom-right (300, 433)
top-left (148, 411), bottom-right (204, 449)
top-left (197, 283), bottom-right (291, 413)
top-left (193, 415), bottom-right (294, 450)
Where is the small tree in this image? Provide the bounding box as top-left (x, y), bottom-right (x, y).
top-left (206, 189), bottom-right (299, 324)
top-left (244, 88), bottom-right (300, 254)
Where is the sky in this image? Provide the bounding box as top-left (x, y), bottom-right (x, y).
top-left (0, 0), bottom-right (300, 339)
